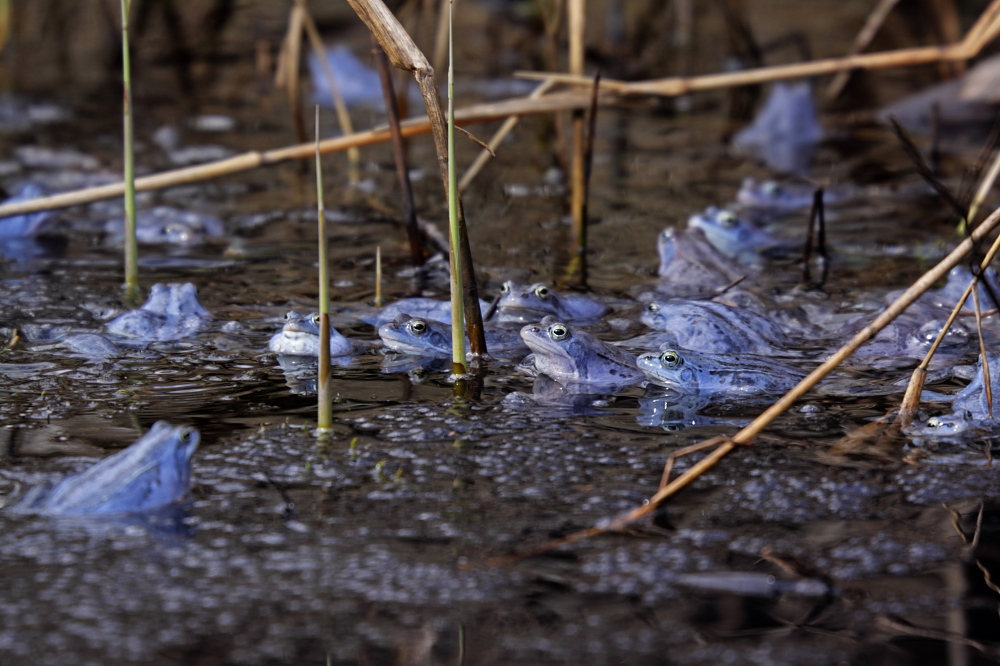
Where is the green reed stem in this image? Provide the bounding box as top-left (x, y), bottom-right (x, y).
top-left (315, 107), bottom-right (332, 431)
top-left (375, 245), bottom-right (383, 308)
top-left (447, 0), bottom-right (466, 376)
top-left (121, 0), bottom-right (138, 302)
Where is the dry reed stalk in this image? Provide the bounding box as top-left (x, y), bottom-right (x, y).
top-left (517, 0), bottom-right (1000, 96)
top-left (278, 2), bottom-right (307, 144)
top-left (0, 92), bottom-right (596, 221)
top-left (298, 0), bottom-right (361, 186)
top-left (344, 0), bottom-right (487, 358)
top-left (514, 202), bottom-right (1000, 558)
top-left (568, 0), bottom-right (586, 260)
top-left (374, 40), bottom-right (424, 266)
top-left (375, 245), bottom-right (383, 308)
top-left (825, 0), bottom-right (901, 100)
top-left (541, 0), bottom-right (568, 174)
top-left (431, 0), bottom-right (449, 77)
top-left (457, 78), bottom-right (556, 194)
top-left (973, 288), bottom-right (993, 419)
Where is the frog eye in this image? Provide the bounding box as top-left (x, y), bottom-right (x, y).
top-left (717, 211), bottom-right (738, 228)
top-left (926, 417), bottom-right (943, 428)
top-left (762, 181), bottom-right (781, 196)
top-left (547, 323), bottom-right (569, 341)
top-left (177, 427), bottom-right (196, 444)
top-left (534, 285), bottom-right (551, 299)
top-left (500, 283), bottom-right (510, 294)
top-left (310, 313), bottom-right (321, 326)
top-left (284, 312), bottom-right (294, 320)
top-left (407, 319), bottom-right (428, 335)
top-left (659, 349), bottom-right (683, 368)
top-left (646, 302), bottom-right (660, 313)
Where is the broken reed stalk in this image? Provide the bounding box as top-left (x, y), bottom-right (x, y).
top-left (374, 40), bottom-right (424, 267)
top-left (568, 0), bottom-right (586, 263)
top-left (344, 0), bottom-right (487, 358)
top-left (315, 108), bottom-right (332, 432)
top-left (973, 288), bottom-right (993, 420)
top-left (516, 203), bottom-right (1000, 558)
top-left (446, 0), bottom-right (467, 375)
top-left (517, 0), bottom-right (1000, 96)
top-left (457, 77), bottom-right (556, 194)
top-left (120, 0), bottom-right (139, 302)
top-left (298, 0), bottom-right (361, 186)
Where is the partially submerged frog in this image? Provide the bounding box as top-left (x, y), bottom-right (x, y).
top-left (378, 313), bottom-right (527, 359)
top-left (520, 316), bottom-right (643, 388)
top-left (495, 281), bottom-right (609, 324)
top-left (269, 311), bottom-right (362, 357)
top-left (686, 206), bottom-right (779, 261)
top-left (732, 81), bottom-right (823, 175)
top-left (656, 227), bottom-right (746, 297)
top-left (106, 283), bottom-right (210, 343)
top-left (637, 298), bottom-right (789, 355)
top-left (12, 422), bottom-right (199, 515)
top-left (906, 352), bottom-right (1000, 441)
top-left (104, 207), bottom-right (225, 246)
top-left (637, 347), bottom-right (806, 400)
top-left (359, 297), bottom-right (491, 327)
top-left (843, 315), bottom-right (973, 370)
top-left (735, 178), bottom-right (852, 213)
top-left (0, 183), bottom-right (58, 238)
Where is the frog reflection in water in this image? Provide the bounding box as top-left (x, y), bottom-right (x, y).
top-left (520, 316), bottom-right (643, 388)
top-left (686, 206), bottom-right (780, 262)
top-left (637, 347), bottom-right (805, 401)
top-left (13, 422), bottom-right (199, 515)
top-left (269, 311), bottom-right (361, 357)
top-left (106, 282), bottom-right (210, 343)
top-left (378, 314), bottom-right (527, 359)
top-left (495, 281), bottom-right (609, 323)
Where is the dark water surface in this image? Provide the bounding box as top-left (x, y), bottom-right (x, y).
top-left (2, 2), bottom-right (1000, 664)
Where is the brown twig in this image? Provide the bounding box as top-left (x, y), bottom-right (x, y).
top-left (568, 0), bottom-right (586, 265)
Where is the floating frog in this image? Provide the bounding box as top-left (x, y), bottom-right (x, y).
top-left (520, 316), bottom-right (643, 388)
top-left (906, 352), bottom-right (1000, 441)
top-left (0, 183), bottom-right (58, 238)
top-left (106, 283), bottom-right (210, 343)
top-left (656, 227), bottom-right (746, 297)
top-left (268, 311), bottom-right (362, 357)
top-left (495, 281), bottom-right (609, 324)
top-left (636, 298), bottom-right (789, 355)
top-left (842, 316), bottom-right (974, 370)
top-left (686, 206), bottom-right (780, 261)
top-left (378, 313), bottom-right (527, 359)
top-left (732, 81), bottom-right (823, 175)
top-left (359, 297), bottom-right (491, 327)
top-left (12, 422), bottom-right (199, 515)
top-left (104, 207), bottom-right (225, 246)
top-left (637, 347), bottom-right (806, 400)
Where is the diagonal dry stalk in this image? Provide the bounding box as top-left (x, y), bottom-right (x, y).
top-left (517, 0), bottom-right (1000, 96)
top-left (825, 0), bottom-right (901, 100)
top-left (344, 0), bottom-right (487, 358)
top-left (457, 77), bottom-right (556, 194)
top-left (297, 0), bottom-right (361, 186)
top-left (514, 202), bottom-right (1000, 558)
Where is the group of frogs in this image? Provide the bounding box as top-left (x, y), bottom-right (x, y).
top-left (8, 176), bottom-right (1000, 517)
